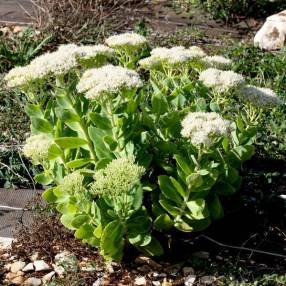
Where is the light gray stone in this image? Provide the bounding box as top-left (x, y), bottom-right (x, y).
top-left (34, 260), bottom-right (50, 271)
top-left (184, 274), bottom-right (196, 286)
top-left (24, 277), bottom-right (42, 286)
top-left (42, 271), bottom-right (55, 283)
top-left (135, 276), bottom-right (147, 285)
top-left (10, 261), bottom-right (26, 273)
top-left (54, 251), bottom-right (78, 272)
top-left (22, 262), bottom-right (34, 272)
top-left (254, 10), bottom-right (286, 50)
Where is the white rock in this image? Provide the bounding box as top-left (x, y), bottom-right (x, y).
top-left (24, 277), bottom-right (42, 286)
top-left (0, 237), bottom-right (13, 249)
top-left (4, 263), bottom-right (12, 271)
top-left (42, 271), bottom-right (55, 283)
top-left (6, 271), bottom-right (23, 280)
top-left (22, 262), bottom-right (34, 272)
top-left (182, 266), bottom-right (195, 276)
top-left (10, 275), bottom-right (24, 285)
top-left (184, 274), bottom-right (196, 286)
top-left (80, 262), bottom-right (97, 272)
top-left (30, 252), bottom-right (40, 262)
top-left (54, 251), bottom-right (78, 272)
top-left (52, 264), bottom-right (65, 276)
top-left (152, 282), bottom-right (161, 286)
top-left (135, 276), bottom-right (147, 285)
top-left (254, 10), bottom-right (286, 50)
top-left (10, 261), bottom-right (26, 273)
top-left (92, 277), bottom-right (105, 286)
top-left (200, 275), bottom-right (216, 285)
top-left (34, 260), bottom-right (50, 271)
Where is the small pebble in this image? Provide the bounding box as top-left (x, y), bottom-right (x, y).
top-left (10, 261), bottom-right (26, 273)
top-left (22, 263), bottom-right (34, 272)
top-left (135, 276), bottom-right (147, 285)
top-left (42, 271), bottom-right (55, 283)
top-left (24, 277), bottom-right (42, 286)
top-left (34, 260), bottom-right (50, 271)
top-left (185, 274), bottom-right (196, 286)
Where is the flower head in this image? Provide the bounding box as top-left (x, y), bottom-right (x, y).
top-left (105, 32), bottom-right (147, 50)
top-left (202, 55), bottom-right (232, 69)
top-left (77, 64), bottom-right (143, 100)
top-left (139, 46), bottom-right (206, 69)
top-left (76, 44), bottom-right (114, 61)
top-left (4, 66), bottom-right (33, 88)
top-left (23, 134), bottom-right (52, 163)
top-left (5, 44), bottom-right (113, 87)
top-left (199, 68), bottom-right (245, 92)
top-left (181, 112), bottom-right (231, 146)
top-left (239, 85), bottom-right (283, 107)
top-left (61, 171), bottom-right (84, 193)
top-left (188, 46), bottom-right (207, 58)
top-left (91, 157), bottom-right (145, 198)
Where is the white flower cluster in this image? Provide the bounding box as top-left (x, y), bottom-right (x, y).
top-left (4, 66), bottom-right (33, 88)
top-left (202, 55), bottom-right (232, 69)
top-left (181, 112), bottom-right (231, 146)
top-left (91, 156), bottom-right (145, 198)
top-left (239, 85), bottom-right (283, 107)
top-left (5, 44), bottom-right (114, 87)
top-left (199, 68), bottom-right (245, 92)
top-left (139, 46), bottom-right (206, 69)
top-left (77, 64), bottom-right (143, 100)
top-left (105, 32), bottom-right (147, 49)
top-left (23, 134), bottom-right (52, 163)
top-left (61, 171), bottom-right (84, 193)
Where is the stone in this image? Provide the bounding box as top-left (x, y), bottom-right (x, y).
top-left (24, 277), bottom-right (42, 285)
top-left (34, 260), bottom-right (50, 271)
top-left (105, 262), bottom-right (114, 273)
top-left (79, 261), bottom-right (97, 272)
top-left (42, 271), bottom-right (55, 283)
top-left (52, 264), bottom-right (65, 277)
top-left (54, 251), bottom-right (78, 272)
top-left (184, 275), bottom-right (196, 286)
top-left (92, 277), bottom-right (105, 286)
top-left (30, 252), bottom-right (40, 262)
top-left (200, 275), bottom-right (216, 285)
top-left (162, 279), bottom-right (173, 286)
top-left (135, 276), bottom-right (147, 285)
top-left (13, 26), bottom-right (23, 33)
top-left (6, 272), bottom-right (17, 280)
top-left (10, 261), bottom-right (26, 273)
top-left (153, 272), bottom-right (167, 278)
top-left (254, 10), bottom-right (286, 50)
top-left (10, 275), bottom-right (24, 285)
top-left (4, 263), bottom-right (12, 271)
top-left (22, 262), bottom-right (34, 272)
top-left (182, 266), bottom-right (195, 276)
top-left (135, 256), bottom-right (162, 270)
top-left (152, 282), bottom-right (161, 286)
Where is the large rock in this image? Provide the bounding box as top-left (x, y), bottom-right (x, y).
top-left (254, 10), bottom-right (286, 50)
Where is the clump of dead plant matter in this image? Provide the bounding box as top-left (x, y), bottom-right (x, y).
top-left (30, 0), bottom-right (146, 43)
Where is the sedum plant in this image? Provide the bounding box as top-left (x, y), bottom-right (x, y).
top-left (5, 32), bottom-right (283, 261)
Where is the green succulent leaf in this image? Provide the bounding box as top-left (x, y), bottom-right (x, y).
top-left (55, 137), bottom-right (88, 149)
top-left (154, 213), bottom-right (173, 231)
top-left (100, 220), bottom-right (125, 261)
